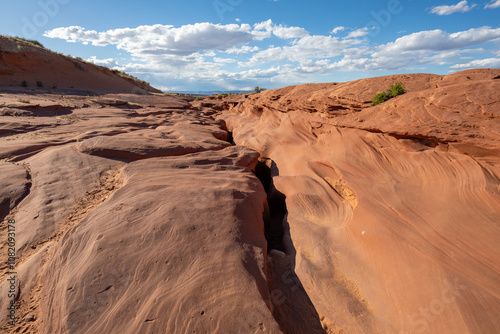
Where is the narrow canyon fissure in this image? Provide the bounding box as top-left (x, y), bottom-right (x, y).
top-left (224, 126), bottom-right (328, 334)
top-left (254, 159), bottom-right (286, 253)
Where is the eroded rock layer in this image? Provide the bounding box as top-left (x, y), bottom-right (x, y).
top-left (219, 69), bottom-right (500, 334)
top-left (0, 36), bottom-right (161, 93)
top-left (0, 93), bottom-right (281, 333)
top-left (0, 69), bottom-right (499, 334)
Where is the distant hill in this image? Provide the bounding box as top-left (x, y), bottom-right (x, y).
top-left (0, 36), bottom-right (161, 94)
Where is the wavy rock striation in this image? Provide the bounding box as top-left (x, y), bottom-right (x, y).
top-left (0, 69), bottom-right (499, 334)
top-left (219, 69), bottom-right (500, 334)
top-left (0, 93), bottom-right (281, 333)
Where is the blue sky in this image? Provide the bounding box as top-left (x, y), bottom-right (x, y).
top-left (1, 0), bottom-right (500, 91)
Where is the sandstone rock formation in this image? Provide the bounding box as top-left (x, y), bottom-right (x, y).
top-left (0, 68), bottom-right (499, 334)
top-left (0, 92), bottom-right (282, 333)
top-left (219, 69), bottom-right (500, 333)
top-left (0, 36), bottom-right (161, 94)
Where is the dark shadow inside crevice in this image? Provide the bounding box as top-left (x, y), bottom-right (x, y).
top-left (254, 158), bottom-right (327, 334)
top-left (222, 123), bottom-right (327, 333)
top-left (267, 252), bottom-right (328, 334)
top-left (226, 130), bottom-right (235, 145)
top-left (254, 160), bottom-right (286, 253)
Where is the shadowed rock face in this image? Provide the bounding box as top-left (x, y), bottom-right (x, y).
top-left (0, 68), bottom-right (499, 334)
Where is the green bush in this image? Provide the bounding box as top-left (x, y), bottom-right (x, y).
top-left (36, 81), bottom-right (44, 88)
top-left (21, 80), bottom-right (28, 87)
top-left (387, 82), bottom-right (406, 97)
top-left (372, 92), bottom-right (390, 105)
top-left (371, 82), bottom-right (406, 106)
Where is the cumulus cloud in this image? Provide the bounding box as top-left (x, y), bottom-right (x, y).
top-left (44, 20), bottom-right (500, 91)
top-left (272, 25), bottom-right (309, 39)
top-left (225, 45), bottom-right (260, 54)
top-left (240, 35), bottom-right (363, 67)
top-left (484, 0), bottom-right (500, 8)
top-left (330, 26), bottom-right (345, 34)
top-left (346, 28), bottom-right (369, 39)
top-left (45, 23), bottom-right (255, 56)
top-left (45, 20), bottom-right (309, 57)
top-left (213, 57), bottom-right (236, 63)
top-left (251, 19), bottom-right (309, 40)
top-left (85, 56), bottom-right (119, 68)
top-left (451, 58), bottom-right (500, 68)
top-left (374, 27), bottom-right (500, 55)
top-left (240, 46), bottom-right (285, 66)
top-left (429, 1), bottom-right (476, 15)
top-left (298, 27), bottom-right (500, 73)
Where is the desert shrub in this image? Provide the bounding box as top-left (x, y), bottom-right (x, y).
top-left (372, 92), bottom-right (390, 106)
top-left (21, 80), bottom-right (28, 87)
top-left (371, 82), bottom-right (406, 106)
top-left (254, 86), bottom-right (267, 93)
top-left (15, 37), bottom-right (44, 48)
top-left (36, 81), bottom-right (44, 88)
top-left (387, 82), bottom-right (406, 97)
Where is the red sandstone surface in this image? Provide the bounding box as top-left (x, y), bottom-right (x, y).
top-left (0, 36), bottom-right (160, 94)
top-left (219, 69), bottom-right (500, 333)
top-left (0, 36), bottom-right (499, 334)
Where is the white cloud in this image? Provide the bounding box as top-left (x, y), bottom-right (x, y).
top-left (225, 45), bottom-right (260, 54)
top-left (375, 27), bottom-right (500, 55)
top-left (346, 28), bottom-right (369, 39)
top-left (240, 46), bottom-right (285, 66)
top-left (485, 0), bottom-right (500, 8)
top-left (44, 21), bottom-right (500, 91)
top-left (86, 56), bottom-right (119, 68)
top-left (330, 26), bottom-right (345, 34)
top-left (429, 1), bottom-right (476, 15)
top-left (240, 35), bottom-right (363, 67)
top-left (251, 19), bottom-right (309, 40)
top-left (287, 35), bottom-right (362, 59)
top-left (45, 23), bottom-right (255, 56)
top-left (451, 58), bottom-right (500, 68)
top-left (272, 25), bottom-right (309, 39)
top-left (252, 19), bottom-right (274, 40)
top-left (213, 57), bottom-right (236, 63)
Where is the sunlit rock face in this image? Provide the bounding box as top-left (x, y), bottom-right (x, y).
top-left (220, 69), bottom-right (500, 334)
top-left (0, 68), bottom-right (499, 334)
